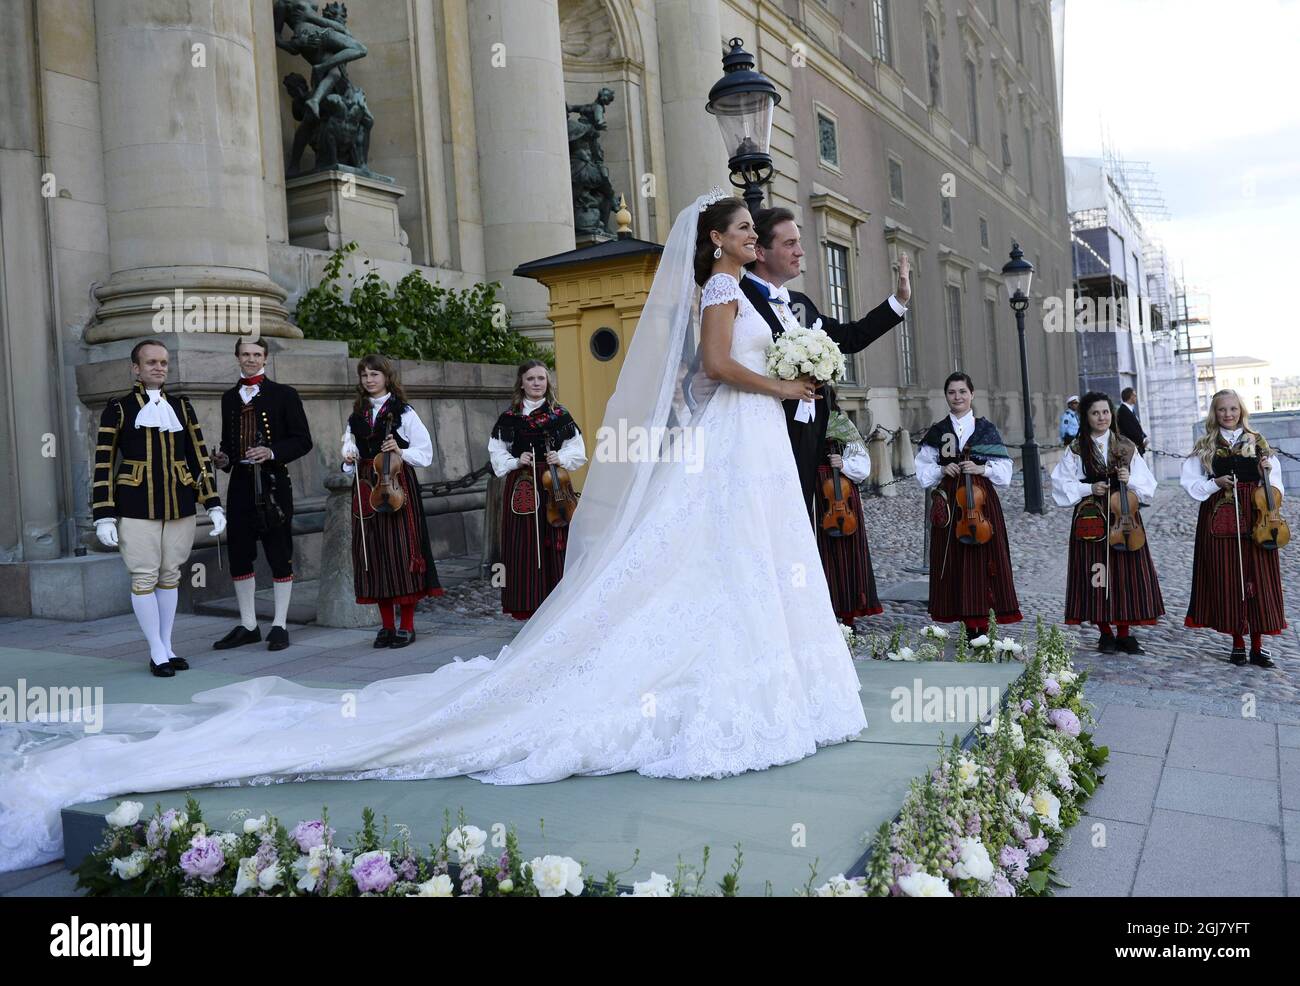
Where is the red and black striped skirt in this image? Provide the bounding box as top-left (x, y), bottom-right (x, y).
top-left (350, 464), bottom-right (443, 605)
top-left (814, 464), bottom-right (882, 625)
top-left (1185, 482), bottom-right (1287, 636)
top-left (499, 467), bottom-right (569, 620)
top-left (1063, 501), bottom-right (1165, 625)
top-left (927, 476), bottom-right (1022, 627)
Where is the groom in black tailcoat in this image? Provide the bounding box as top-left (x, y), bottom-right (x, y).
top-left (740, 207), bottom-right (911, 523)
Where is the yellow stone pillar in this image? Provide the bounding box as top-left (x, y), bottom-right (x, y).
top-left (514, 207), bottom-right (662, 491)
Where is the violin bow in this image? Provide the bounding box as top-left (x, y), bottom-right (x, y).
top-left (1231, 474), bottom-right (1246, 602)
top-left (532, 445), bottom-right (542, 570)
top-left (354, 457), bottom-right (369, 572)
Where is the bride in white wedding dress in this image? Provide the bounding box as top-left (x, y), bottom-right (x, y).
top-left (0, 191), bottom-right (866, 872)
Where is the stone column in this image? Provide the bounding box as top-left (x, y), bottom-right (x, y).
top-left (86, 0), bottom-right (297, 342)
top-left (467, 0), bottom-right (574, 339)
top-left (653, 0), bottom-right (729, 219)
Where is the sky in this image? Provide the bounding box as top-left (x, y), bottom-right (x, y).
top-left (1059, 0), bottom-right (1300, 375)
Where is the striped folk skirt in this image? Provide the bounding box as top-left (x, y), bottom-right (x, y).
top-left (500, 467), bottom-right (569, 620)
top-left (1185, 482), bottom-right (1287, 636)
top-left (814, 464), bottom-right (882, 625)
top-left (927, 476), bottom-right (1022, 627)
top-left (1063, 500), bottom-right (1165, 626)
top-left (350, 464), bottom-right (443, 605)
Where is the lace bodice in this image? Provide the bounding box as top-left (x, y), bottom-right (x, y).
top-left (700, 273), bottom-right (771, 373)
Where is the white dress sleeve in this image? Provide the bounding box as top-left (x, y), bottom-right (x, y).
top-left (1125, 451), bottom-right (1158, 504)
top-left (556, 428), bottom-right (588, 472)
top-left (1180, 454), bottom-right (1220, 502)
top-left (396, 408), bottom-right (434, 469)
top-left (839, 443), bottom-right (871, 484)
top-left (1050, 451), bottom-right (1093, 507)
top-left (915, 443), bottom-right (942, 488)
top-left (700, 272), bottom-right (742, 310)
top-left (488, 436), bottom-right (519, 477)
top-left (341, 427), bottom-right (358, 475)
top-left (984, 456), bottom-right (1013, 488)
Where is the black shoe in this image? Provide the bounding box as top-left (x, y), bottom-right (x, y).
top-left (267, 626), bottom-right (290, 651)
top-left (213, 624), bottom-right (261, 650)
top-left (168, 656), bottom-right (190, 671)
top-left (149, 661), bottom-right (175, 677)
top-left (390, 628), bottom-right (416, 649)
top-left (374, 628), bottom-right (396, 648)
top-left (1097, 634), bottom-right (1118, 654)
top-left (1249, 650), bottom-right (1276, 668)
top-left (1116, 635), bottom-right (1144, 655)
top-left (1229, 648), bottom-right (1248, 666)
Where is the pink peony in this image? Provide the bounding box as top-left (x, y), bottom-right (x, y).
top-left (179, 835), bottom-right (226, 883)
top-left (289, 819), bottom-right (334, 853)
top-left (1048, 708), bottom-right (1081, 737)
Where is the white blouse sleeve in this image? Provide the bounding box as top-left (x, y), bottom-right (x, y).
top-left (488, 436), bottom-right (519, 477)
top-left (984, 456), bottom-right (1013, 488)
top-left (1180, 454), bottom-right (1220, 502)
top-left (341, 427), bottom-right (358, 475)
top-left (1126, 451), bottom-right (1158, 504)
top-left (915, 443), bottom-right (942, 488)
top-left (1050, 451), bottom-right (1092, 507)
top-left (839, 443), bottom-right (871, 484)
top-left (396, 408), bottom-right (434, 469)
top-left (556, 428), bottom-right (588, 472)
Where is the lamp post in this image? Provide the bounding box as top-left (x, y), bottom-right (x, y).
top-left (1001, 242), bottom-right (1044, 514)
top-left (706, 38), bottom-right (780, 216)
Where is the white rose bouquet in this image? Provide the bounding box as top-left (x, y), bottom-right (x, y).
top-left (765, 319), bottom-right (846, 386)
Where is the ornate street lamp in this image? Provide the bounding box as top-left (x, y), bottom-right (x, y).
top-left (1001, 242), bottom-right (1044, 514)
top-left (706, 38), bottom-right (780, 216)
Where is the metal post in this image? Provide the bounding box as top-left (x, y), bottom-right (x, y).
top-left (1014, 298), bottom-right (1045, 513)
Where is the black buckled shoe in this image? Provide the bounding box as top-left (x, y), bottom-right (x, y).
top-left (1097, 634), bottom-right (1118, 654)
top-left (374, 628), bottom-right (396, 648)
top-left (168, 656), bottom-right (190, 671)
top-left (267, 626), bottom-right (290, 651)
top-left (1116, 635), bottom-right (1144, 655)
top-left (390, 628), bottom-right (416, 649)
top-left (149, 660), bottom-right (175, 677)
top-left (1249, 649), bottom-right (1276, 668)
top-left (213, 624), bottom-right (262, 650)
top-left (1229, 648), bottom-right (1248, 666)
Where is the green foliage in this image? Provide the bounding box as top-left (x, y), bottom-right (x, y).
top-left (295, 242), bottom-right (554, 368)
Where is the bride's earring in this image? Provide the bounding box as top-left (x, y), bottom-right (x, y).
top-left (713, 246), bottom-right (722, 259)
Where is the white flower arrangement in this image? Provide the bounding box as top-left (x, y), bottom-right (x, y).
top-left (410, 874), bottom-right (455, 898)
top-left (105, 801), bottom-right (144, 828)
top-left (897, 871), bottom-right (954, 897)
top-left (622, 871), bottom-right (676, 897)
top-left (886, 645), bottom-right (919, 662)
top-left (765, 320), bottom-right (846, 385)
top-left (813, 874), bottom-right (869, 897)
top-left (446, 824), bottom-right (488, 864)
top-left (953, 837), bottom-right (995, 883)
top-left (920, 625), bottom-right (949, 641)
top-left (526, 855), bottom-right (584, 897)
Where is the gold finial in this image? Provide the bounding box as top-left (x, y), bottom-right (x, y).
top-left (615, 194), bottom-right (633, 237)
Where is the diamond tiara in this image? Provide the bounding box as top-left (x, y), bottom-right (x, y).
top-left (699, 185), bottom-right (731, 211)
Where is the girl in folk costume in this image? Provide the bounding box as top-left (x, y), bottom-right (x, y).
top-left (341, 355), bottom-right (443, 648)
top-left (914, 372), bottom-right (1022, 635)
top-left (488, 361), bottom-right (588, 620)
top-left (814, 387), bottom-right (882, 625)
top-left (1182, 389), bottom-right (1287, 667)
top-left (1050, 391), bottom-right (1165, 654)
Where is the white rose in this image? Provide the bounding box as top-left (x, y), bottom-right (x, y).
top-left (1031, 788), bottom-right (1062, 831)
top-left (897, 871), bottom-right (953, 897)
top-left (814, 874), bottom-right (867, 897)
top-left (445, 825), bottom-right (488, 864)
top-left (243, 815), bottom-right (268, 835)
top-left (233, 857), bottom-right (260, 896)
top-left (1039, 742), bottom-right (1074, 791)
top-left (622, 871), bottom-right (675, 897)
top-left (110, 850), bottom-right (149, 880)
top-left (258, 864), bottom-right (283, 892)
top-left (998, 637), bottom-right (1024, 659)
top-left (922, 625), bottom-right (949, 640)
top-left (527, 855), bottom-right (584, 897)
top-left (956, 756), bottom-right (980, 789)
top-left (105, 801), bottom-right (144, 828)
top-left (1058, 668), bottom-right (1078, 685)
top-left (969, 635), bottom-right (990, 648)
top-left (409, 874), bottom-right (455, 897)
top-left (953, 837), bottom-right (994, 883)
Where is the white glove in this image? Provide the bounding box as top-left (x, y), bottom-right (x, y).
top-left (95, 518), bottom-right (119, 547)
top-left (209, 506), bottom-right (227, 538)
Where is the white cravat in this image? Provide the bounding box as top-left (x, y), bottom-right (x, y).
top-left (239, 383), bottom-right (260, 405)
top-left (136, 388), bottom-right (183, 432)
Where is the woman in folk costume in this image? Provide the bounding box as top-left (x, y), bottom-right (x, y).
top-left (914, 372), bottom-right (1022, 635)
top-left (1182, 389), bottom-right (1287, 667)
top-left (488, 361), bottom-right (588, 620)
top-left (341, 355), bottom-right (443, 648)
top-left (1050, 391), bottom-right (1165, 654)
top-left (813, 387), bottom-right (882, 625)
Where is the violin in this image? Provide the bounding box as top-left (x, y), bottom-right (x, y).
top-left (363, 416), bottom-right (407, 515)
top-left (541, 435), bottom-right (579, 528)
top-left (250, 428), bottom-right (286, 534)
top-left (1252, 460), bottom-right (1289, 550)
top-left (1107, 449), bottom-right (1145, 552)
top-left (820, 439), bottom-right (858, 538)
top-left (953, 450), bottom-right (992, 545)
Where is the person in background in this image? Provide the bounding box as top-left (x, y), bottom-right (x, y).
top-left (1116, 387), bottom-right (1148, 454)
top-left (1059, 395), bottom-right (1080, 446)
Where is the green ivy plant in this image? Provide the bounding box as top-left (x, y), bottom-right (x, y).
top-left (295, 242), bottom-right (554, 368)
